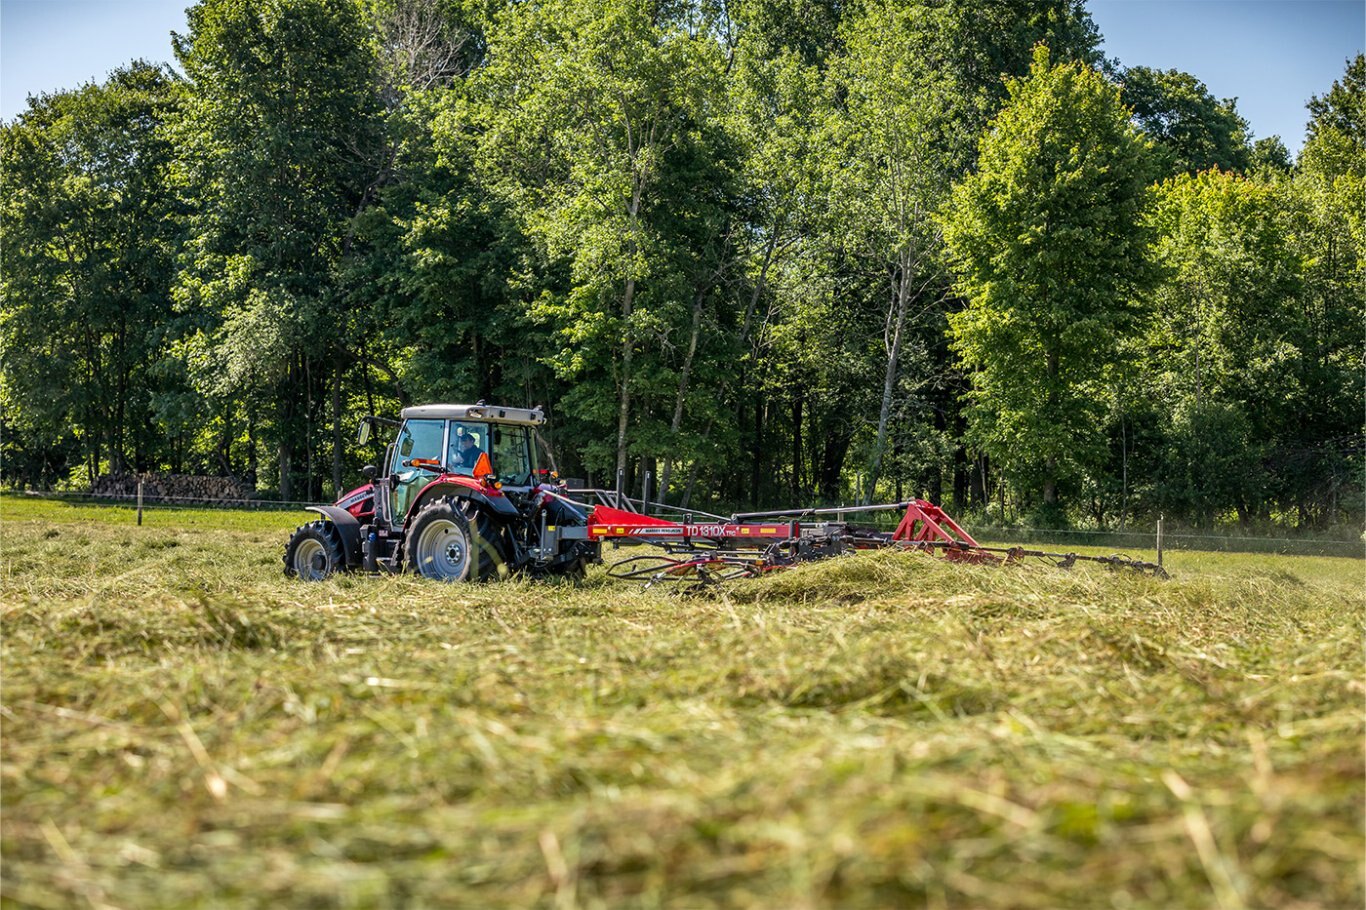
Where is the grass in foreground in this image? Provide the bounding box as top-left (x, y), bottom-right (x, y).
top-left (2, 500), bottom-right (1362, 909)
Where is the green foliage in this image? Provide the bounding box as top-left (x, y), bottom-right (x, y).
top-left (1142, 164), bottom-right (1362, 526)
top-left (0, 2), bottom-right (1360, 531)
top-left (1119, 66), bottom-right (1251, 176)
top-left (171, 0), bottom-right (385, 497)
top-left (1304, 53), bottom-right (1366, 177)
top-left (1, 62), bottom-right (183, 485)
top-left (1249, 135), bottom-right (1292, 174)
top-left (942, 46), bottom-right (1158, 516)
top-left (459, 0), bottom-right (735, 478)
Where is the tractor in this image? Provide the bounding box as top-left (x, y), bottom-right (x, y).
top-left (284, 403), bottom-right (599, 582)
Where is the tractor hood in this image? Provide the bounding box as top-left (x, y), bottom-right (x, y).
top-left (334, 482), bottom-right (376, 519)
top-left (400, 403), bottom-right (545, 426)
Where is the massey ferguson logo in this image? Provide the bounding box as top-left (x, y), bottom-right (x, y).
top-left (337, 489), bottom-right (371, 509)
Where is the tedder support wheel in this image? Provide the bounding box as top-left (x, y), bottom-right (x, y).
top-left (406, 497), bottom-right (508, 582)
top-left (284, 520), bottom-right (346, 581)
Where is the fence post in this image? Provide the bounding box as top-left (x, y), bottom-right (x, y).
top-left (137, 480), bottom-right (144, 526)
top-left (1156, 514), bottom-right (1164, 568)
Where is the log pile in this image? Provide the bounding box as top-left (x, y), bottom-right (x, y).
top-left (91, 473), bottom-right (255, 503)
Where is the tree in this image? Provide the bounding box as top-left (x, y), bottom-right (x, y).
top-left (1283, 53), bottom-right (1366, 525)
top-left (1142, 171), bottom-right (1302, 524)
top-left (171, 0), bottom-right (383, 499)
top-left (1119, 66), bottom-right (1251, 176)
top-left (940, 46), bottom-right (1158, 517)
top-left (1, 63), bottom-right (183, 487)
top-left (1249, 136), bottom-right (1292, 174)
top-left (1305, 54), bottom-right (1366, 152)
top-left (463, 0), bottom-right (731, 485)
top-left (826, 0), bottom-right (971, 503)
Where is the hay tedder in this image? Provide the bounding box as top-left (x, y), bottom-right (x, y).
top-left (285, 402), bottom-right (1167, 584)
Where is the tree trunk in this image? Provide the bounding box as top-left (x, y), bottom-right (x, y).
top-left (615, 275), bottom-right (636, 482)
top-left (279, 440), bottom-right (293, 502)
top-left (332, 362), bottom-right (343, 498)
top-left (750, 398), bottom-right (764, 507)
top-left (819, 426), bottom-right (853, 502)
top-left (279, 367), bottom-right (294, 501)
top-left (659, 290), bottom-right (704, 503)
top-left (616, 181), bottom-right (644, 482)
top-left (247, 415), bottom-right (258, 488)
top-left (741, 222), bottom-right (782, 346)
top-left (1043, 348), bottom-right (1059, 505)
top-left (867, 253), bottom-right (914, 503)
top-left (679, 418), bottom-right (713, 510)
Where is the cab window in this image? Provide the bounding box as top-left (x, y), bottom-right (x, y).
top-left (390, 419), bottom-right (446, 474)
top-left (446, 421), bottom-right (487, 474)
top-left (491, 425), bottom-right (536, 486)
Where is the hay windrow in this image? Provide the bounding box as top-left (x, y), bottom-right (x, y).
top-left (2, 501), bottom-right (1361, 909)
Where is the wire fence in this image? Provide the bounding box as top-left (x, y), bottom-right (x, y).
top-left (11, 490), bottom-right (329, 511)
top-left (7, 490), bottom-right (1363, 559)
top-left (965, 525), bottom-right (1363, 559)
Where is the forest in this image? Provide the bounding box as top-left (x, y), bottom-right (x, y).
top-left (1, 0), bottom-right (1361, 530)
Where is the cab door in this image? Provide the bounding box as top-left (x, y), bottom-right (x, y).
top-left (389, 418), bottom-right (448, 524)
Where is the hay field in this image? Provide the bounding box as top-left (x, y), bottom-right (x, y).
top-left (2, 497), bottom-right (1361, 909)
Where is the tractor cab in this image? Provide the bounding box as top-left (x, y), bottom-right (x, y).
top-left (361, 403), bottom-right (544, 528)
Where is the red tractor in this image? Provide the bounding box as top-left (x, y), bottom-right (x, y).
top-left (284, 403), bottom-right (598, 582)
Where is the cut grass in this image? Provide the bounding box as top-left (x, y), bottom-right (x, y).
top-left (1, 499), bottom-right (1362, 909)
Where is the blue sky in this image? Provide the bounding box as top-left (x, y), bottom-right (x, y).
top-left (1090, 0), bottom-right (1364, 153)
top-left (2, 0), bottom-right (1363, 153)
top-left (2, 0), bottom-right (188, 114)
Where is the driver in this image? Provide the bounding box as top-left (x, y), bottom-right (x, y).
top-left (455, 431), bottom-right (482, 470)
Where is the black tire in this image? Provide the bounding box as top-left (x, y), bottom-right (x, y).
top-left (284, 520), bottom-right (346, 581)
top-left (464, 501), bottom-right (511, 581)
top-left (405, 497), bottom-right (508, 582)
top-left (545, 555), bottom-right (588, 584)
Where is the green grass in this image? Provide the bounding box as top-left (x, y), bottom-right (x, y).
top-left (2, 499), bottom-right (1361, 909)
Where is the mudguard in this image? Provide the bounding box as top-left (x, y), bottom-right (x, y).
top-left (306, 506), bottom-right (363, 566)
top-left (409, 479), bottom-right (520, 521)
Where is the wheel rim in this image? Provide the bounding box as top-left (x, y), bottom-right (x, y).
top-left (293, 538), bottom-right (329, 580)
top-left (416, 519), bottom-right (469, 580)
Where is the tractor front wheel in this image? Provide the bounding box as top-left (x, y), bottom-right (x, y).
top-left (284, 521), bottom-right (346, 580)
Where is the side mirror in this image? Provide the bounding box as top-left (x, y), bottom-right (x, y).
top-left (361, 465), bottom-right (377, 479)
top-left (356, 420), bottom-right (371, 445)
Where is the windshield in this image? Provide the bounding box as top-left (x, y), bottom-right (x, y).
top-left (446, 421), bottom-right (487, 474)
top-left (391, 419), bottom-right (445, 473)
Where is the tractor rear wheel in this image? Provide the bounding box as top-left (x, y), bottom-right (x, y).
top-left (284, 521), bottom-right (346, 580)
top-left (407, 499), bottom-right (474, 581)
top-left (406, 497), bottom-right (508, 582)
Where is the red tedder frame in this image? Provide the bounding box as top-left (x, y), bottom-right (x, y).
top-left (586, 505), bottom-right (797, 542)
top-left (891, 500), bottom-right (999, 564)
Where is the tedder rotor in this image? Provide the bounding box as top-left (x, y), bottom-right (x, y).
top-left (284, 401), bottom-right (1167, 585)
top-left (591, 499), bottom-right (1167, 588)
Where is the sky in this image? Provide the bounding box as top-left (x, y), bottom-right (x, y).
top-left (2, 0), bottom-right (1363, 153)
top-left (1090, 0), bottom-right (1364, 153)
top-left (2, 0), bottom-right (188, 115)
